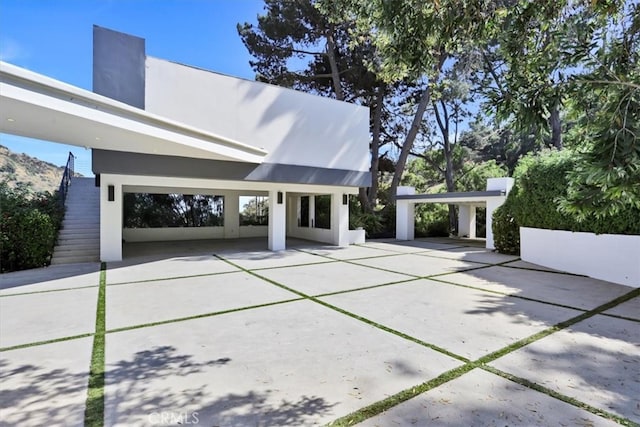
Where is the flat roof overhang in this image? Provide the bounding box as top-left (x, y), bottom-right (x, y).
top-left (396, 190), bottom-right (506, 205)
top-left (0, 61), bottom-right (267, 164)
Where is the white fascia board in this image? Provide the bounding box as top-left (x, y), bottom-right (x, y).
top-left (405, 195), bottom-right (506, 205)
top-left (0, 61), bottom-right (267, 162)
top-left (104, 174), bottom-right (360, 195)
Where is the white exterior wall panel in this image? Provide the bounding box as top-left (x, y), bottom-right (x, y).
top-left (144, 57), bottom-right (370, 172)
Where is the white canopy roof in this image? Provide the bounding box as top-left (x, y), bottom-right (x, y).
top-left (0, 61), bottom-right (268, 164)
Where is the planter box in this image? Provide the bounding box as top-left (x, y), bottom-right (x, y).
top-left (520, 227), bottom-right (640, 287)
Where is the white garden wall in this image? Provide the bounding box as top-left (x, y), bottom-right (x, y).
top-left (287, 225), bottom-right (333, 245)
top-left (239, 225), bottom-right (268, 238)
top-left (520, 227), bottom-right (640, 287)
top-left (123, 227), bottom-right (224, 242)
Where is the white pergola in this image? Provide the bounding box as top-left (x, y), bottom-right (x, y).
top-left (396, 178), bottom-right (514, 249)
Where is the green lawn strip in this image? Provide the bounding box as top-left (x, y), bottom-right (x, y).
top-left (326, 280), bottom-right (640, 426)
top-left (105, 298), bottom-right (303, 334)
top-left (0, 283), bottom-right (99, 298)
top-left (0, 332), bottom-right (94, 352)
top-left (84, 262), bottom-right (107, 427)
top-left (480, 365), bottom-right (639, 427)
top-left (326, 363), bottom-right (475, 427)
top-left (474, 287), bottom-right (640, 367)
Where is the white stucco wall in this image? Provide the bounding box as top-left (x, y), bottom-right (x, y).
top-left (520, 227), bottom-right (640, 287)
top-left (122, 226), bottom-right (268, 242)
top-left (144, 57), bottom-right (370, 172)
top-left (100, 173), bottom-right (358, 260)
top-left (123, 227), bottom-right (225, 242)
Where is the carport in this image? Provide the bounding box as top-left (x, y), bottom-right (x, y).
top-left (395, 178), bottom-right (514, 249)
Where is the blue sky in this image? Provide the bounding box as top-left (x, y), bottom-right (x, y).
top-left (0, 0), bottom-right (265, 176)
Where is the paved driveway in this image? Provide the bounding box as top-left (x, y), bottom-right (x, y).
top-left (1, 238), bottom-right (638, 426)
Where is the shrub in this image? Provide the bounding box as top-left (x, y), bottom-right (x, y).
top-left (350, 211), bottom-right (384, 237)
top-left (492, 150), bottom-right (640, 255)
top-left (0, 183), bottom-right (64, 272)
top-left (492, 198), bottom-right (520, 255)
top-left (414, 204), bottom-right (449, 237)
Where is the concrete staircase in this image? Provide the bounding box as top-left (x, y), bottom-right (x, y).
top-left (51, 177), bottom-right (100, 264)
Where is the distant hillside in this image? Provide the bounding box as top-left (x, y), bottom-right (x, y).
top-left (0, 145), bottom-right (71, 194)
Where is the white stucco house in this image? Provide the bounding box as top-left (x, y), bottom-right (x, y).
top-left (0, 26), bottom-right (370, 262)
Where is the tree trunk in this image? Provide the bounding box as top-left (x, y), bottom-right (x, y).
top-left (359, 85), bottom-right (386, 212)
top-left (388, 86), bottom-right (433, 205)
top-left (550, 102), bottom-right (562, 149)
top-left (388, 53), bottom-right (446, 207)
top-left (434, 98), bottom-right (457, 233)
top-left (325, 24), bottom-right (344, 101)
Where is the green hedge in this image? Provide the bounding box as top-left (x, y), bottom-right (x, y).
top-left (1, 183), bottom-right (64, 272)
top-left (493, 150), bottom-right (640, 255)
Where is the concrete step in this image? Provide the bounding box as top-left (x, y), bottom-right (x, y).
top-left (61, 226), bottom-right (99, 231)
top-left (64, 215), bottom-right (100, 224)
top-left (64, 205), bottom-right (100, 209)
top-left (58, 228), bottom-right (99, 235)
top-left (52, 252), bottom-right (100, 261)
top-left (51, 255), bottom-right (100, 265)
top-left (58, 229), bottom-right (100, 236)
top-left (54, 243), bottom-right (100, 252)
top-left (58, 236), bottom-right (100, 242)
top-left (62, 220), bottom-right (100, 226)
top-left (62, 205), bottom-right (100, 209)
top-left (63, 211), bottom-right (100, 215)
top-left (54, 178), bottom-right (101, 265)
top-left (61, 219), bottom-right (100, 224)
top-left (52, 246), bottom-right (99, 254)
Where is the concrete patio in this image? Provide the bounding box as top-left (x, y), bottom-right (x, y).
top-left (0, 238), bottom-right (638, 426)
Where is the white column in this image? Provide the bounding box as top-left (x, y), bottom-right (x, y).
top-left (100, 177), bottom-right (122, 262)
top-left (458, 204), bottom-right (477, 238)
top-left (331, 192), bottom-right (349, 246)
top-left (396, 186), bottom-right (415, 241)
top-left (224, 191), bottom-right (240, 239)
top-left (485, 177), bottom-right (514, 250)
top-left (309, 195), bottom-right (315, 228)
top-left (268, 189), bottom-right (286, 251)
top-left (396, 201), bottom-right (415, 241)
top-left (486, 198), bottom-right (503, 250)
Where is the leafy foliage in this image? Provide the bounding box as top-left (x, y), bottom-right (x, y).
top-left (123, 193), bottom-right (224, 228)
top-left (560, 4), bottom-right (640, 218)
top-left (492, 197), bottom-right (520, 255)
top-left (240, 196), bottom-right (269, 226)
top-left (493, 149), bottom-right (640, 255)
top-left (1, 182), bottom-right (64, 272)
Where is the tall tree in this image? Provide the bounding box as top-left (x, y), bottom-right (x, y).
top-left (319, 0), bottom-right (506, 205)
top-left (487, 0), bottom-right (639, 217)
top-left (238, 0), bottom-right (399, 212)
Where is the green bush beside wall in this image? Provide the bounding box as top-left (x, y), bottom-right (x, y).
top-left (0, 183), bottom-right (64, 272)
top-left (493, 150), bottom-right (640, 255)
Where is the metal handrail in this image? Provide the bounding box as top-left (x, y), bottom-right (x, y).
top-left (58, 152), bottom-right (75, 206)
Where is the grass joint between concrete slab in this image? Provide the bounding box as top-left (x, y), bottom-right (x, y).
top-left (324, 283), bottom-right (640, 426)
top-left (84, 262), bottom-right (106, 427)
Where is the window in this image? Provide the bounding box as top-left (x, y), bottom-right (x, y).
top-left (314, 195), bottom-right (331, 229)
top-left (300, 196), bottom-right (309, 227)
top-left (123, 193), bottom-right (224, 227)
top-left (239, 196), bottom-right (269, 226)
